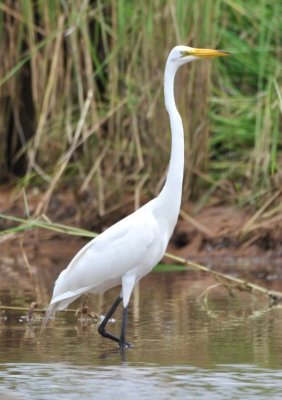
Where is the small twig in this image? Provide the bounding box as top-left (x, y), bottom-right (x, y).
top-left (198, 283), bottom-right (223, 316)
top-left (75, 296), bottom-right (100, 323)
top-left (28, 302), bottom-right (38, 322)
top-left (0, 304), bottom-right (97, 315)
top-left (198, 283), bottom-right (223, 301)
top-left (164, 252), bottom-right (282, 304)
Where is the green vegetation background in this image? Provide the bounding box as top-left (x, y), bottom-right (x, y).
top-left (0, 0), bottom-right (281, 220)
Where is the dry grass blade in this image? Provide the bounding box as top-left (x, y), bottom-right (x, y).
top-left (28, 16), bottom-right (65, 175)
top-left (179, 209), bottom-right (215, 237)
top-left (0, 0), bottom-right (281, 210)
top-left (34, 90), bottom-right (93, 216)
top-left (240, 189), bottom-right (282, 237)
top-left (0, 3), bottom-right (45, 35)
top-left (274, 81), bottom-right (282, 114)
top-left (0, 213), bottom-right (97, 238)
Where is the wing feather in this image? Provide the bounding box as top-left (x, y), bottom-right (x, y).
top-left (51, 207), bottom-right (160, 304)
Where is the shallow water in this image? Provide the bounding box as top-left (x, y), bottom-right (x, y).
top-left (1, 270), bottom-right (282, 399)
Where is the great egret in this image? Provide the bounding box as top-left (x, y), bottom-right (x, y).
top-left (42, 46), bottom-right (229, 348)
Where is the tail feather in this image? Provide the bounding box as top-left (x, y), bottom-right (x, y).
top-left (40, 302), bottom-right (60, 334)
top-left (41, 287), bottom-right (91, 334)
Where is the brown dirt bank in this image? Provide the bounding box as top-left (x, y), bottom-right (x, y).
top-left (1, 186), bottom-right (282, 295)
top-left (168, 205), bottom-right (282, 279)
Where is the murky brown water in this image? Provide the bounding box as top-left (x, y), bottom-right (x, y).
top-left (1, 269), bottom-right (282, 399)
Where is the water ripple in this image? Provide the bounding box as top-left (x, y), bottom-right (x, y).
top-left (1, 363), bottom-right (282, 400)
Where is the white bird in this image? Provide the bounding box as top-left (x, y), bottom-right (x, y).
top-left (42, 45), bottom-right (229, 348)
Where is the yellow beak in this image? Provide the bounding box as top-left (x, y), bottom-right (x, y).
top-left (191, 48), bottom-right (230, 58)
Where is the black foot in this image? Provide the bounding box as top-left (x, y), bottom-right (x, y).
top-left (119, 341), bottom-right (134, 350)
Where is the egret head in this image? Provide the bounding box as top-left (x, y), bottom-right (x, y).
top-left (167, 45), bottom-right (230, 68)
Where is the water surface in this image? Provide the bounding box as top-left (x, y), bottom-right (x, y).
top-left (1, 270), bottom-right (282, 399)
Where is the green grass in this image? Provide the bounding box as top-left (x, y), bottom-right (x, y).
top-left (0, 0), bottom-right (281, 218)
top-left (153, 264), bottom-right (188, 272)
top-left (213, 1), bottom-right (281, 185)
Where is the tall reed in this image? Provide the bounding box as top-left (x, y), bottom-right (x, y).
top-left (0, 0), bottom-right (281, 220)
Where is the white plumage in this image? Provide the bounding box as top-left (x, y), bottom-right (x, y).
top-left (43, 45), bottom-right (229, 348)
top-left (46, 200), bottom-right (168, 317)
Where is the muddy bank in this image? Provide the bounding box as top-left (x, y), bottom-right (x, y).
top-left (1, 187), bottom-right (282, 294)
top-left (168, 205), bottom-right (282, 275)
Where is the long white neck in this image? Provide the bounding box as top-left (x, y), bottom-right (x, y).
top-left (155, 61), bottom-right (184, 236)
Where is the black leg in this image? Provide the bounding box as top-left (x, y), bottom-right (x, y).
top-left (119, 305), bottom-right (132, 349)
top-left (98, 295), bottom-right (133, 349)
top-left (98, 295), bottom-right (122, 344)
